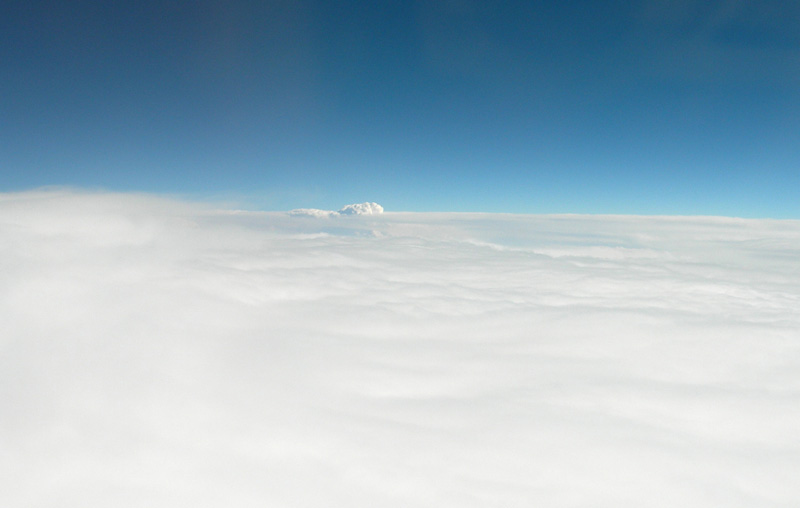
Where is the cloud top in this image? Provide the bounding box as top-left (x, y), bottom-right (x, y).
top-left (337, 202), bottom-right (384, 215)
top-left (3, 190), bottom-right (800, 507)
top-left (289, 202), bottom-right (384, 217)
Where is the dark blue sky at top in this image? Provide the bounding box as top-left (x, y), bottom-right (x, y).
top-left (2, 0), bottom-right (799, 216)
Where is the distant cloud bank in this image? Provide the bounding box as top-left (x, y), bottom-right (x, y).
top-left (289, 201), bottom-right (384, 217)
top-left (2, 190), bottom-right (800, 507)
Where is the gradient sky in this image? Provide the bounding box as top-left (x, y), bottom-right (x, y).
top-left (3, 0), bottom-right (799, 216)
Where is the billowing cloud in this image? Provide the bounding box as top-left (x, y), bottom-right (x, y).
top-left (337, 202), bottom-right (384, 215)
top-left (2, 190), bottom-right (800, 507)
top-left (289, 202), bottom-right (384, 218)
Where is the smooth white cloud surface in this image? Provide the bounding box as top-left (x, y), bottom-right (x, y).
top-left (2, 190), bottom-right (800, 507)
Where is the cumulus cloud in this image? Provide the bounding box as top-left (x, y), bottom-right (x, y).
top-left (2, 190), bottom-right (800, 507)
top-left (289, 202), bottom-right (384, 217)
top-left (337, 202), bottom-right (384, 215)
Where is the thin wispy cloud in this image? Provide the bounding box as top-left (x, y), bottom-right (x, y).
top-left (2, 190), bottom-right (799, 506)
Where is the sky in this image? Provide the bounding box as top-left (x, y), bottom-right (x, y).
top-left (2, 0), bottom-right (799, 216)
top-left (3, 190), bottom-right (800, 505)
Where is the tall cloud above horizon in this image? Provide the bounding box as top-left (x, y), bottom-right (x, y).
top-left (289, 201), bottom-right (384, 218)
top-left (2, 190), bottom-right (800, 507)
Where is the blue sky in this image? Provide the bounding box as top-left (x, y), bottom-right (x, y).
top-left (3, 0), bottom-right (799, 216)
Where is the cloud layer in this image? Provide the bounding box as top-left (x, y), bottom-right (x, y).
top-left (2, 191), bottom-right (800, 507)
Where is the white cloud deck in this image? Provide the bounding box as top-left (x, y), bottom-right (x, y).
top-left (2, 191), bottom-right (799, 507)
